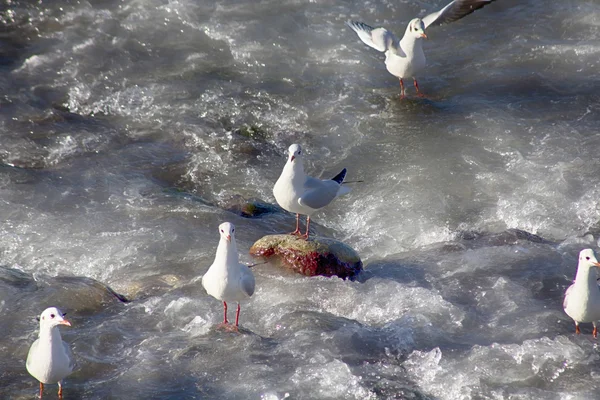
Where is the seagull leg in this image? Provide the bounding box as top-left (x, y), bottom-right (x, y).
top-left (58, 381), bottom-right (63, 399)
top-left (575, 322), bottom-right (580, 335)
top-left (414, 78), bottom-right (425, 97)
top-left (216, 301), bottom-right (230, 330)
top-left (235, 303), bottom-right (241, 327)
top-left (399, 78), bottom-right (405, 99)
top-left (39, 382), bottom-right (43, 399)
top-left (594, 322), bottom-right (598, 339)
top-left (290, 213), bottom-right (302, 236)
top-left (302, 216), bottom-right (311, 240)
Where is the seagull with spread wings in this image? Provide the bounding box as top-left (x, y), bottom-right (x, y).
top-left (346, 0), bottom-right (498, 97)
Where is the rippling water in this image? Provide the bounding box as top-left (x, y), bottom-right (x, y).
top-left (2, 0), bottom-right (600, 399)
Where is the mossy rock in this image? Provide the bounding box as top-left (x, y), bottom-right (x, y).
top-left (249, 234), bottom-right (362, 279)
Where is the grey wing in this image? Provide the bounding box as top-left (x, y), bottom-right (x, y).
top-left (63, 341), bottom-right (77, 372)
top-left (346, 21), bottom-right (398, 53)
top-left (299, 180), bottom-right (340, 209)
top-left (26, 339), bottom-right (40, 369)
top-left (422, 0), bottom-right (497, 29)
top-left (305, 175), bottom-right (325, 189)
top-left (240, 265), bottom-right (255, 297)
top-left (563, 284), bottom-right (575, 310)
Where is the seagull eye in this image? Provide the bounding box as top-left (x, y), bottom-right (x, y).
top-left (586, 257), bottom-right (591, 260)
top-left (50, 314), bottom-right (55, 319)
top-left (232, 228), bottom-right (235, 232)
top-left (220, 229), bottom-right (224, 233)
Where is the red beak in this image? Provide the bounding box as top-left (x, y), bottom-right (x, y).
top-left (60, 319), bottom-right (72, 327)
top-left (226, 235), bottom-right (231, 242)
top-left (290, 155), bottom-right (295, 162)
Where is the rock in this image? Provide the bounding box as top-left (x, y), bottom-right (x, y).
top-left (249, 234), bottom-right (362, 279)
top-left (220, 195), bottom-right (280, 218)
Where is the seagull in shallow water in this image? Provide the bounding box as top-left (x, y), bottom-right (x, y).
top-left (202, 222), bottom-right (255, 331)
top-left (346, 0), bottom-right (498, 98)
top-left (563, 249), bottom-right (600, 338)
top-left (26, 307), bottom-right (75, 399)
top-left (273, 144), bottom-right (351, 240)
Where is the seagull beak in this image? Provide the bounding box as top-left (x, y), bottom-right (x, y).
top-left (60, 319), bottom-right (71, 327)
top-left (290, 155), bottom-right (295, 162)
top-left (226, 235), bottom-right (231, 242)
top-left (420, 33), bottom-right (428, 39)
top-left (594, 262), bottom-right (600, 267)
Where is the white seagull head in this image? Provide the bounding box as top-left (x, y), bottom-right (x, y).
top-left (288, 144), bottom-right (303, 163)
top-left (408, 18), bottom-right (427, 39)
top-left (219, 222), bottom-right (235, 242)
top-left (38, 307), bottom-right (71, 329)
top-left (578, 248), bottom-right (600, 269)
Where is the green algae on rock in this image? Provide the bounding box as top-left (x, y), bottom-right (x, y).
top-left (249, 234), bottom-right (362, 279)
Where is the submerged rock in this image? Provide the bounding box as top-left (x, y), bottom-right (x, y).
top-left (249, 234), bottom-right (362, 279)
top-left (221, 195), bottom-right (280, 218)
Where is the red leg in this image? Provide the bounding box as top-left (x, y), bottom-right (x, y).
top-left (594, 325), bottom-right (598, 339)
top-left (235, 303), bottom-right (241, 327)
top-left (414, 78), bottom-right (425, 97)
top-left (39, 382), bottom-right (44, 399)
top-left (222, 301), bottom-right (229, 324)
top-left (575, 323), bottom-right (581, 334)
top-left (217, 301), bottom-right (230, 329)
top-left (58, 382), bottom-right (63, 399)
top-left (302, 216), bottom-right (311, 240)
top-left (290, 213), bottom-right (301, 236)
top-left (399, 78), bottom-right (405, 99)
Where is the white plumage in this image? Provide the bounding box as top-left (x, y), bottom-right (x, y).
top-left (273, 144), bottom-right (350, 239)
top-left (346, 0), bottom-right (498, 97)
top-left (202, 222), bottom-right (255, 330)
top-left (26, 307), bottom-right (75, 399)
top-left (563, 248), bottom-right (600, 338)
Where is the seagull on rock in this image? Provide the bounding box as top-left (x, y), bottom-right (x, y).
top-left (346, 0), bottom-right (498, 97)
top-left (273, 144), bottom-right (351, 240)
top-left (202, 222), bottom-right (255, 331)
top-left (563, 249), bottom-right (600, 338)
top-left (26, 307), bottom-right (75, 399)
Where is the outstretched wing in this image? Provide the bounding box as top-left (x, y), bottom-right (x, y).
top-left (422, 0), bottom-right (497, 29)
top-left (346, 20), bottom-right (398, 53)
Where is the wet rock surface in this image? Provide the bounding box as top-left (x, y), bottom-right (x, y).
top-left (249, 234), bottom-right (362, 279)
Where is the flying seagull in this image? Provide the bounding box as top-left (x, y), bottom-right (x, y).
top-left (346, 0), bottom-right (498, 97)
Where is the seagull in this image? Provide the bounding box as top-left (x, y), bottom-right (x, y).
top-left (273, 144), bottom-right (351, 240)
top-left (202, 222), bottom-right (255, 331)
top-left (563, 249), bottom-right (600, 338)
top-left (346, 0), bottom-right (498, 97)
top-left (26, 307), bottom-right (75, 399)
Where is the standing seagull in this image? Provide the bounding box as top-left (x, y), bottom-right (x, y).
top-left (273, 144), bottom-right (351, 240)
top-left (202, 222), bottom-right (255, 331)
top-left (26, 307), bottom-right (75, 399)
top-left (346, 0), bottom-right (498, 97)
top-left (563, 249), bottom-right (600, 338)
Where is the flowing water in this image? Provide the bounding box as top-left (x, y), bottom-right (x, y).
top-left (2, 0), bottom-right (600, 399)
